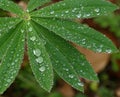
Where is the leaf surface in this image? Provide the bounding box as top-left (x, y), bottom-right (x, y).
top-left (0, 0), bottom-right (23, 16)
top-left (33, 18), bottom-right (117, 53)
top-left (27, 21), bottom-right (53, 92)
top-left (27, 0), bottom-right (51, 12)
top-left (0, 22), bottom-right (25, 94)
top-left (31, 0), bottom-right (118, 19)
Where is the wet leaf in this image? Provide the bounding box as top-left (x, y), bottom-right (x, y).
top-left (27, 0), bottom-right (51, 12)
top-left (33, 18), bottom-right (118, 53)
top-left (0, 22), bottom-right (25, 94)
top-left (27, 21), bottom-right (53, 92)
top-left (31, 0), bottom-right (118, 19)
top-left (0, 0), bottom-right (118, 94)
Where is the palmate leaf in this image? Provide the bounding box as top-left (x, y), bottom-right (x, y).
top-left (33, 18), bottom-right (117, 53)
top-left (26, 21), bottom-right (53, 91)
top-left (0, 0), bottom-right (118, 94)
top-left (0, 0), bottom-right (23, 16)
top-left (27, 0), bottom-right (51, 12)
top-left (31, 0), bottom-right (118, 19)
top-left (0, 22), bottom-right (25, 94)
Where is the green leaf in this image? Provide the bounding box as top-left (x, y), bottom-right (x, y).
top-left (27, 0), bottom-right (51, 12)
top-left (31, 0), bottom-right (118, 19)
top-left (0, 18), bottom-right (22, 58)
top-left (0, 22), bottom-right (25, 94)
top-left (31, 21), bottom-right (84, 92)
top-left (27, 21), bottom-right (53, 92)
top-left (0, 0), bottom-right (23, 16)
top-left (33, 18), bottom-right (118, 53)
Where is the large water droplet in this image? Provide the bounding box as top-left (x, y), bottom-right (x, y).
top-left (33, 49), bottom-right (41, 57)
top-left (36, 57), bottom-right (43, 63)
top-left (39, 66), bottom-right (45, 72)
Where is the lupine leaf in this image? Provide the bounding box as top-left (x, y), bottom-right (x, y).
top-left (0, 0), bottom-right (118, 94)
top-left (33, 18), bottom-right (117, 53)
top-left (27, 0), bottom-right (51, 12)
top-left (27, 21), bottom-right (53, 92)
top-left (0, 0), bottom-right (23, 16)
top-left (31, 21), bottom-right (84, 91)
top-left (0, 22), bottom-right (25, 94)
top-left (31, 0), bottom-right (118, 19)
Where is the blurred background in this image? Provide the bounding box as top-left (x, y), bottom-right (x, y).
top-left (0, 0), bottom-right (120, 97)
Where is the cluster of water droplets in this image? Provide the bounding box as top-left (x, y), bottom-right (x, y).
top-left (28, 23), bottom-right (46, 72)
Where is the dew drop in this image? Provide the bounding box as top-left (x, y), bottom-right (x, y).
top-left (106, 49), bottom-right (112, 53)
top-left (36, 57), bottom-right (43, 63)
top-left (76, 14), bottom-right (81, 18)
top-left (78, 82), bottom-right (84, 86)
top-left (39, 66), bottom-right (45, 72)
top-left (33, 49), bottom-right (41, 57)
top-left (50, 11), bottom-right (54, 14)
top-left (29, 27), bottom-right (32, 32)
top-left (94, 8), bottom-right (100, 12)
top-left (69, 74), bottom-right (74, 78)
top-left (30, 36), bottom-right (36, 41)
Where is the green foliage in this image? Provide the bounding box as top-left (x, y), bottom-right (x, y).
top-left (95, 14), bottom-right (120, 37)
top-left (0, 0), bottom-right (118, 94)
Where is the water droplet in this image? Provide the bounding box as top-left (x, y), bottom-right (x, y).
top-left (106, 49), bottom-right (112, 53)
top-left (30, 36), bottom-right (36, 41)
top-left (21, 29), bottom-right (24, 33)
top-left (50, 11), bottom-right (54, 14)
top-left (33, 49), bottom-right (41, 57)
top-left (65, 10), bottom-right (69, 13)
top-left (94, 8), bottom-right (100, 12)
top-left (36, 57), bottom-right (43, 63)
top-left (29, 27), bottom-right (32, 32)
top-left (69, 74), bottom-right (74, 78)
top-left (39, 66), bottom-right (45, 72)
top-left (77, 14), bottom-right (81, 18)
top-left (78, 82), bottom-right (84, 86)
